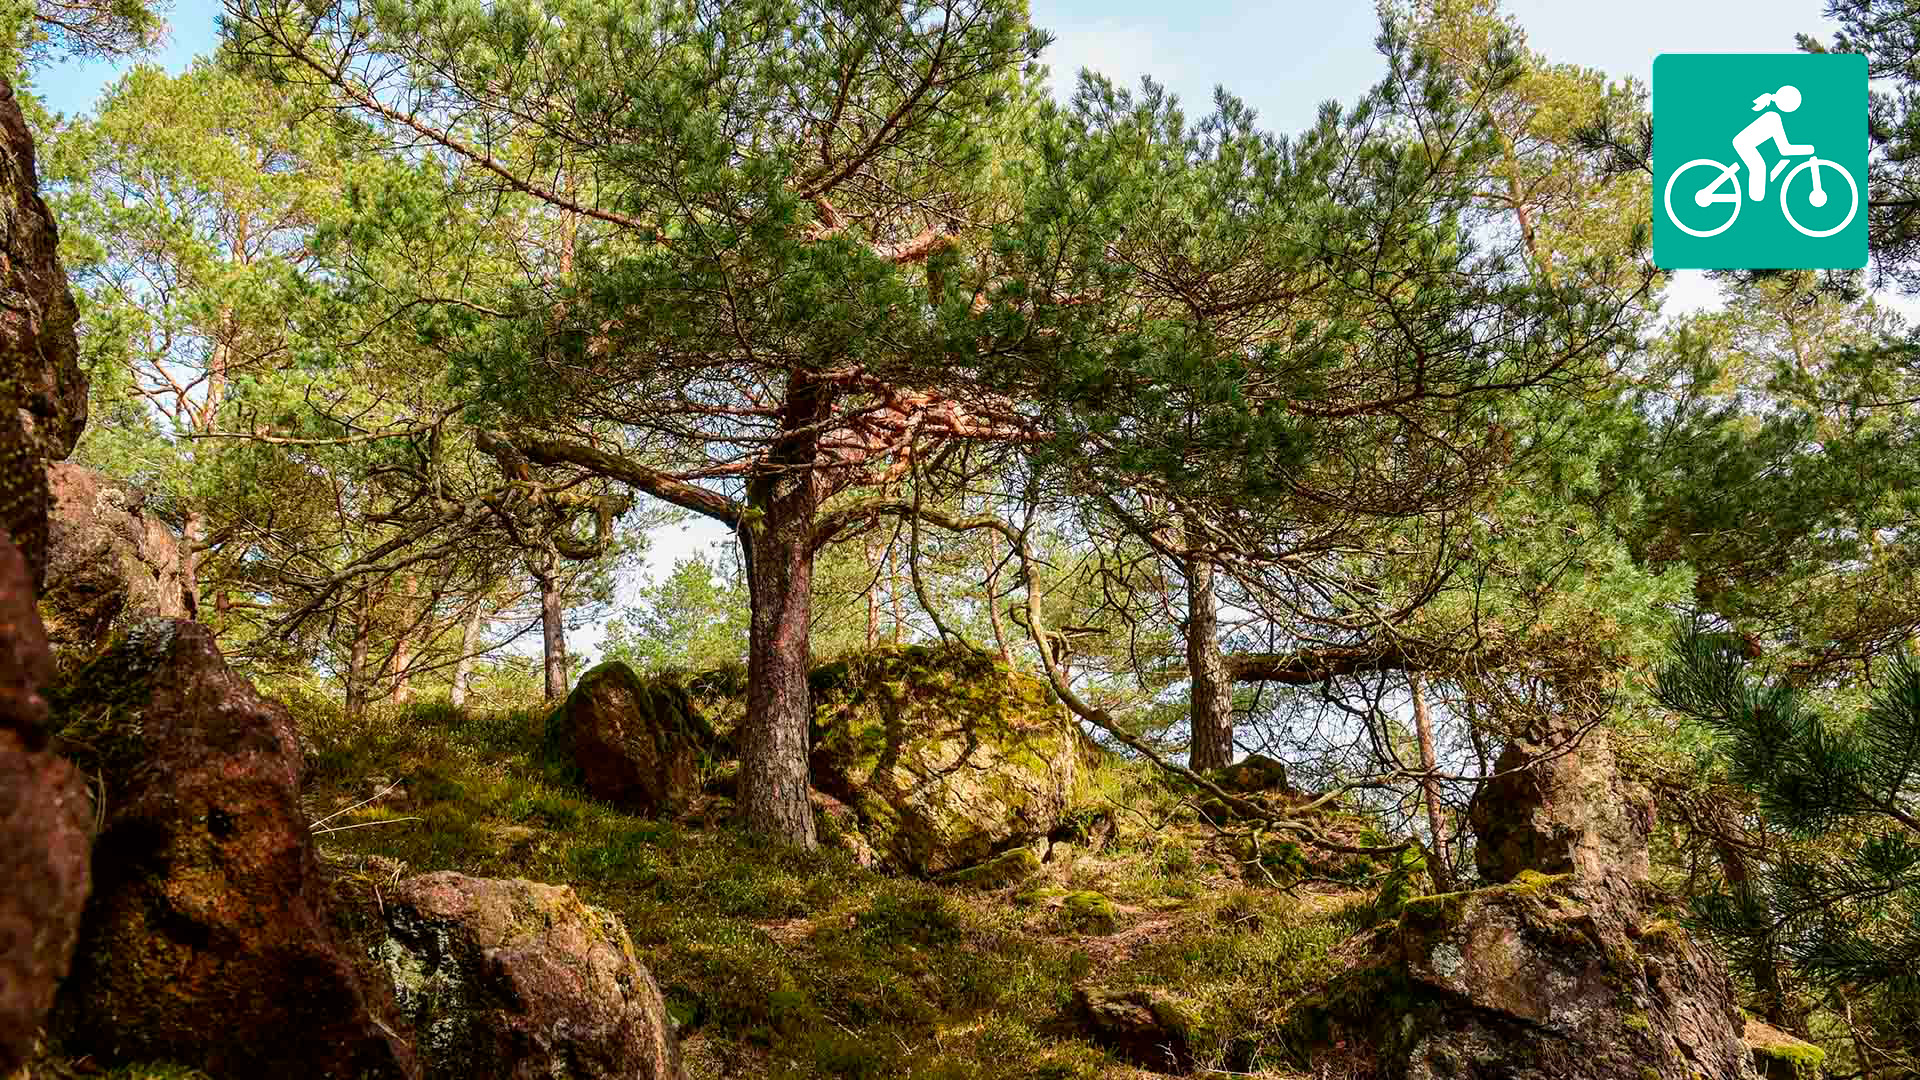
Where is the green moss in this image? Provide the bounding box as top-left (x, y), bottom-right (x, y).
top-left (1058, 891), bottom-right (1118, 934)
top-left (943, 847), bottom-right (1041, 890)
top-left (1624, 1011), bottom-right (1652, 1033)
top-left (1750, 1037), bottom-right (1826, 1072)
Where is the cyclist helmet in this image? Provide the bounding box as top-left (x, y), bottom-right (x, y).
top-left (1752, 85), bottom-right (1803, 112)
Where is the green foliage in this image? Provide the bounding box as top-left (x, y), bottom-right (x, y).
top-left (1657, 625), bottom-right (1920, 1017)
top-left (599, 551), bottom-right (748, 673)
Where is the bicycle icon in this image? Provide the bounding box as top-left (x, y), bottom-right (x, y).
top-left (1664, 153), bottom-right (1859, 238)
top-left (1662, 83), bottom-right (1859, 240)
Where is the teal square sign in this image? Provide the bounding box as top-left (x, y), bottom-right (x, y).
top-left (1654, 53), bottom-right (1866, 269)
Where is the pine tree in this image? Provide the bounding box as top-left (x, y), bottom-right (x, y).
top-left (1656, 623), bottom-right (1920, 1033)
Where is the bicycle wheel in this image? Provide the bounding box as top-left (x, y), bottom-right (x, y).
top-left (1664, 159), bottom-right (1742, 238)
top-left (1780, 157), bottom-right (1859, 238)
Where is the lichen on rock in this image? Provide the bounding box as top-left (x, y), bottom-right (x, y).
top-left (373, 871), bottom-right (686, 1080)
top-left (1292, 723), bottom-right (1754, 1080)
top-left (806, 643), bottom-right (1096, 876)
top-left (42, 463), bottom-right (191, 665)
top-left (46, 618), bottom-right (415, 1078)
top-left (0, 77), bottom-right (88, 592)
top-left (547, 661), bottom-right (718, 816)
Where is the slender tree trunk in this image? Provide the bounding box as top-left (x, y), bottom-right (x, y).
top-left (739, 374), bottom-right (827, 849)
top-left (888, 542), bottom-right (904, 644)
top-left (450, 601), bottom-right (485, 708)
top-left (180, 506), bottom-right (205, 620)
top-left (1411, 673), bottom-right (1452, 893)
top-left (986, 537), bottom-right (1013, 667)
top-left (539, 560), bottom-right (568, 702)
top-left (387, 574), bottom-right (419, 706)
top-left (1185, 545), bottom-right (1235, 772)
top-left (345, 588), bottom-right (371, 718)
top-left (865, 537), bottom-right (879, 650)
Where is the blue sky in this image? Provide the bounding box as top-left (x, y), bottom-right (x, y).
top-left (27, 0), bottom-right (1862, 657)
top-left (38, 0), bottom-right (1842, 125)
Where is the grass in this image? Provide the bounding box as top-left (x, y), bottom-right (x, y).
top-left (33, 692), bottom-right (1385, 1080)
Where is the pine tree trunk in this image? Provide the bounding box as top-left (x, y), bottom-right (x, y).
top-left (738, 374), bottom-right (827, 850)
top-left (1185, 547), bottom-right (1234, 772)
top-left (181, 506), bottom-right (205, 619)
top-left (539, 563), bottom-right (567, 702)
top-left (384, 576), bottom-right (418, 706)
top-left (986, 538), bottom-right (1014, 668)
top-left (1411, 673), bottom-right (1452, 892)
top-left (450, 601), bottom-right (485, 708)
top-left (345, 591), bottom-right (371, 718)
top-left (865, 537), bottom-right (879, 650)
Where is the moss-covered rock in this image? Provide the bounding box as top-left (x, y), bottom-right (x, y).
top-left (42, 464), bottom-right (190, 665)
top-left (46, 618), bottom-right (415, 1079)
top-left (1060, 891), bottom-right (1119, 934)
top-left (1073, 985), bottom-right (1194, 1074)
top-left (1294, 864), bottom-right (1752, 1079)
top-left (940, 846), bottom-right (1041, 890)
top-left (806, 644), bottom-right (1095, 876)
top-left (547, 661), bottom-right (716, 816)
top-left (375, 872), bottom-right (685, 1080)
top-left (1744, 1018), bottom-right (1824, 1080)
top-left (1206, 753), bottom-right (1292, 795)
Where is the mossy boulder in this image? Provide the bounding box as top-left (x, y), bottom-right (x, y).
top-left (42, 464), bottom-right (190, 664)
top-left (1059, 890), bottom-right (1119, 934)
top-left (46, 618), bottom-right (415, 1079)
top-left (375, 872), bottom-right (685, 1080)
top-left (939, 846), bottom-right (1041, 890)
top-left (1073, 985), bottom-right (1194, 1074)
top-left (548, 661), bottom-right (716, 816)
top-left (1296, 872), bottom-right (1754, 1079)
top-left (806, 644), bottom-right (1095, 876)
top-left (1207, 753), bottom-right (1292, 794)
top-left (1744, 1018), bottom-right (1824, 1080)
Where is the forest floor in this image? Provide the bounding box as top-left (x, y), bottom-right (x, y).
top-left (28, 696), bottom-right (1391, 1080)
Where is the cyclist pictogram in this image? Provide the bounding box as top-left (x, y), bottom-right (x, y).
top-left (1653, 54), bottom-right (1866, 270)
top-left (1662, 83), bottom-right (1859, 240)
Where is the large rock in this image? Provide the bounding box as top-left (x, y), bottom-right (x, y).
top-left (43, 462), bottom-right (191, 660)
top-left (0, 533), bottom-right (88, 1075)
top-left (0, 77), bottom-right (88, 590)
top-left (808, 644), bottom-right (1093, 876)
top-left (47, 618), bottom-right (416, 1078)
top-left (1468, 723), bottom-right (1654, 913)
top-left (1073, 985), bottom-right (1194, 1075)
top-left (374, 871), bottom-right (685, 1080)
top-left (1297, 724), bottom-right (1754, 1080)
top-left (0, 73), bottom-right (92, 1074)
top-left (546, 661), bottom-right (716, 816)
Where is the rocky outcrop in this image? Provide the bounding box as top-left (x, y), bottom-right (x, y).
top-left (1074, 985), bottom-right (1194, 1074)
top-left (0, 533), bottom-right (88, 1076)
top-left (1297, 724), bottom-right (1755, 1080)
top-left (546, 661), bottom-right (716, 816)
top-left (0, 75), bottom-right (91, 1076)
top-left (47, 618), bottom-right (416, 1078)
top-left (807, 644), bottom-right (1095, 876)
top-left (1468, 723), bottom-right (1654, 912)
top-left (43, 463), bottom-right (191, 660)
top-left (374, 871), bottom-right (685, 1080)
top-left (1743, 1018), bottom-right (1824, 1079)
top-left (0, 77), bottom-right (88, 590)
top-left (1207, 752), bottom-right (1292, 794)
